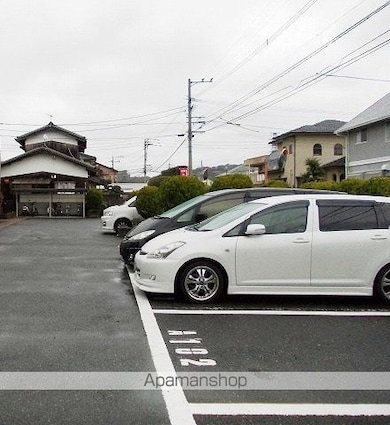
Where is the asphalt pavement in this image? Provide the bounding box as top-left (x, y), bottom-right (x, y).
top-left (0, 218), bottom-right (170, 424)
top-left (1, 218), bottom-right (389, 425)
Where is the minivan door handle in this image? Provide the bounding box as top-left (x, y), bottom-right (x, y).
top-left (371, 235), bottom-right (387, 240)
top-left (292, 238), bottom-right (310, 244)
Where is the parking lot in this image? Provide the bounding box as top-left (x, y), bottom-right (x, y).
top-left (134, 281), bottom-right (390, 424)
top-left (0, 218), bottom-right (389, 424)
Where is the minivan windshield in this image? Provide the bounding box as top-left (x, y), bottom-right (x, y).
top-left (193, 202), bottom-right (264, 231)
top-left (159, 194), bottom-right (208, 218)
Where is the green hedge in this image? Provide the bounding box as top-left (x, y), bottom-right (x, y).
top-left (86, 188), bottom-right (103, 216)
top-left (136, 186), bottom-right (163, 218)
top-left (210, 174), bottom-right (253, 191)
top-left (159, 176), bottom-right (207, 211)
top-left (136, 176), bottom-right (206, 218)
top-left (301, 177), bottom-right (390, 196)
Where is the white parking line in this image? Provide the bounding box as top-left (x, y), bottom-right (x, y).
top-left (128, 272), bottom-right (390, 421)
top-left (190, 403), bottom-right (390, 416)
top-left (153, 309), bottom-right (390, 316)
top-left (128, 269), bottom-right (196, 425)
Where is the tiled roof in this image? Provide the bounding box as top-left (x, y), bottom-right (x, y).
top-left (1, 146), bottom-right (95, 171)
top-left (336, 92), bottom-right (390, 133)
top-left (322, 157), bottom-right (345, 168)
top-left (271, 120), bottom-right (346, 142)
top-left (15, 122), bottom-right (87, 146)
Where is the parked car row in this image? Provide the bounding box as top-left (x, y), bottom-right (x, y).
top-left (117, 187), bottom-right (340, 266)
top-left (133, 193), bottom-right (390, 304)
top-left (102, 188), bottom-right (390, 305)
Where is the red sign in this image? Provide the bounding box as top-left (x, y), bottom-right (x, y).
top-left (179, 166), bottom-right (189, 176)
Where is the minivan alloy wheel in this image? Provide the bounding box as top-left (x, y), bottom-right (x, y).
top-left (375, 265), bottom-right (390, 303)
top-left (179, 260), bottom-right (225, 303)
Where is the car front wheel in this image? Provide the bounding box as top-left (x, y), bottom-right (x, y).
top-left (375, 265), bottom-right (390, 304)
top-left (178, 260), bottom-right (225, 304)
top-left (114, 218), bottom-right (132, 234)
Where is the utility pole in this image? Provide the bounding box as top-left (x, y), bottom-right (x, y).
top-left (143, 138), bottom-right (159, 182)
top-left (187, 78), bottom-right (212, 175)
top-left (143, 139), bottom-right (151, 183)
top-left (111, 155), bottom-right (123, 169)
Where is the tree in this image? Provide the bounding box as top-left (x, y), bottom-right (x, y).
top-left (147, 175), bottom-right (170, 187)
top-left (159, 176), bottom-right (206, 211)
top-left (85, 188), bottom-right (103, 216)
top-left (136, 186), bottom-right (163, 218)
top-left (301, 158), bottom-right (324, 183)
top-left (210, 174), bottom-right (253, 191)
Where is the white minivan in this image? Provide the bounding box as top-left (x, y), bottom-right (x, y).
top-left (101, 196), bottom-right (143, 234)
top-left (134, 194), bottom-right (390, 304)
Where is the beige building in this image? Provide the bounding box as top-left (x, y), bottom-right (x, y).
top-left (244, 155), bottom-right (269, 185)
top-left (267, 120), bottom-right (346, 187)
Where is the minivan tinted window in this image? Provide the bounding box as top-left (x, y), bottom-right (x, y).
top-left (317, 200), bottom-right (379, 231)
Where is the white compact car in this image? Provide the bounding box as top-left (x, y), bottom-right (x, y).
top-left (133, 194), bottom-right (390, 304)
top-left (101, 196), bottom-right (143, 233)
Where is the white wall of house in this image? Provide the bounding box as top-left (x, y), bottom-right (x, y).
top-left (1, 153), bottom-right (88, 178)
top-left (109, 182), bottom-right (147, 193)
top-left (24, 129), bottom-right (78, 148)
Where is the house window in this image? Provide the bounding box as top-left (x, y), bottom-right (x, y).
top-left (356, 128), bottom-right (368, 143)
top-left (313, 143), bottom-right (322, 156)
top-left (334, 143), bottom-right (343, 156)
top-left (386, 122), bottom-right (390, 143)
top-left (289, 144), bottom-right (293, 154)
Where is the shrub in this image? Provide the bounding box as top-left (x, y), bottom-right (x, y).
top-left (85, 188), bottom-right (103, 216)
top-left (147, 175), bottom-right (171, 188)
top-left (339, 178), bottom-right (365, 194)
top-left (361, 177), bottom-right (390, 196)
top-left (136, 186), bottom-right (163, 218)
top-left (210, 174), bottom-right (253, 191)
top-left (261, 180), bottom-right (290, 188)
top-left (301, 177), bottom-right (390, 196)
top-left (159, 176), bottom-right (207, 211)
top-left (300, 181), bottom-right (341, 191)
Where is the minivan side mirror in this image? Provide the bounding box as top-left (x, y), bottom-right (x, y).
top-left (195, 213), bottom-right (208, 223)
top-left (245, 224), bottom-right (266, 235)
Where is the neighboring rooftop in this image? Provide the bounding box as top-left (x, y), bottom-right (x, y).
top-left (322, 157), bottom-right (345, 168)
top-left (271, 120), bottom-right (346, 143)
top-left (336, 92), bottom-right (390, 134)
top-left (15, 121), bottom-right (87, 151)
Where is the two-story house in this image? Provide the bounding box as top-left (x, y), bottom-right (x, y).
top-left (336, 92), bottom-right (390, 178)
top-left (0, 122), bottom-right (97, 217)
top-left (267, 120), bottom-right (346, 187)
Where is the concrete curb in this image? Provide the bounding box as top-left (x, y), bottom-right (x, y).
top-left (0, 217), bottom-right (26, 230)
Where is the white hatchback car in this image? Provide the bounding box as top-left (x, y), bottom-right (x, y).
top-left (133, 194), bottom-right (390, 304)
top-left (101, 196), bottom-right (143, 234)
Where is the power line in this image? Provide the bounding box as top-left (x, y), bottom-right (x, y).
top-left (228, 36), bottom-right (390, 122)
top-left (324, 74), bottom-right (390, 82)
top-left (197, 0), bottom-right (319, 97)
top-left (61, 106), bottom-right (186, 126)
top-left (202, 0), bottom-right (390, 126)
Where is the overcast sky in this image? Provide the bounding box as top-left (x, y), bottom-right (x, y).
top-left (1, 0), bottom-right (389, 176)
